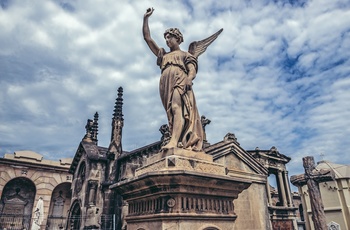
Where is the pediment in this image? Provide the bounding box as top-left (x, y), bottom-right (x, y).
top-left (69, 141), bottom-right (108, 173)
top-left (205, 139), bottom-right (268, 176)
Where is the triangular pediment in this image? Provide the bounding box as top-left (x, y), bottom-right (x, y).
top-left (205, 138), bottom-right (268, 176)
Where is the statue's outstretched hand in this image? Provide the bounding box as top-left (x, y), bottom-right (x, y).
top-left (144, 8), bottom-right (154, 18)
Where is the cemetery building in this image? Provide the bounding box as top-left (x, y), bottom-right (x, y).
top-left (0, 87), bottom-right (305, 230)
top-left (66, 87), bottom-right (302, 230)
top-left (0, 151), bottom-right (73, 229)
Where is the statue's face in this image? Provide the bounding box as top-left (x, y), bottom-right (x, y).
top-left (165, 33), bottom-right (179, 49)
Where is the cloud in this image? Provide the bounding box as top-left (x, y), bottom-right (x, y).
top-left (0, 0), bottom-right (349, 184)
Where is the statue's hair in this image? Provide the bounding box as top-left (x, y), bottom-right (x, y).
top-left (164, 28), bottom-right (184, 44)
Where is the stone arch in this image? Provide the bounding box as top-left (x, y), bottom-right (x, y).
top-left (67, 200), bottom-right (82, 230)
top-left (0, 177), bottom-right (36, 229)
top-left (200, 224), bottom-right (221, 230)
top-left (298, 203), bottom-right (304, 221)
top-left (74, 161), bottom-right (86, 195)
top-left (47, 182), bottom-right (72, 229)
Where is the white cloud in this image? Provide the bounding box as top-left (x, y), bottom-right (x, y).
top-left (0, 0), bottom-right (349, 179)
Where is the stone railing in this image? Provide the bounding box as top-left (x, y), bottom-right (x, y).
top-left (128, 195), bottom-right (234, 216)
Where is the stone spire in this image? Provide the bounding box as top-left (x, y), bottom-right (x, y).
top-left (107, 87), bottom-right (124, 184)
top-left (92, 112), bottom-right (99, 145)
top-left (113, 87), bottom-right (124, 124)
top-left (109, 87), bottom-right (124, 155)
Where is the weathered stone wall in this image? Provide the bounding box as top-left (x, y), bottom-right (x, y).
top-left (234, 182), bottom-right (271, 230)
top-left (300, 179), bottom-right (350, 230)
top-left (213, 146), bottom-right (271, 230)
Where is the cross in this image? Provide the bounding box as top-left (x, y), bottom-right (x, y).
top-left (290, 156), bottom-right (334, 230)
top-left (320, 152), bottom-right (325, 161)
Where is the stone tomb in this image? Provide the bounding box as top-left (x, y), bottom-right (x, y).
top-left (111, 147), bottom-right (252, 230)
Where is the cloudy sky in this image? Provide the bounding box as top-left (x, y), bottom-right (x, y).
top-left (1, 0), bottom-right (349, 184)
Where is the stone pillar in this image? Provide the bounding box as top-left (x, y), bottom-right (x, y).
top-left (277, 170), bottom-right (287, 206)
top-left (88, 180), bottom-right (98, 206)
top-left (266, 176), bottom-right (272, 205)
top-left (283, 171), bottom-right (293, 207)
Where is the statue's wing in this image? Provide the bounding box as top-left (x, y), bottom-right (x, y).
top-left (188, 28), bottom-right (223, 59)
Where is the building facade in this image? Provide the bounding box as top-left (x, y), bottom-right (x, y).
top-left (0, 151), bottom-right (72, 229)
top-left (0, 87), bottom-right (304, 229)
top-left (65, 87), bottom-right (301, 230)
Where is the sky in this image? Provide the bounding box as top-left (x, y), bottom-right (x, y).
top-left (1, 0), bottom-right (349, 186)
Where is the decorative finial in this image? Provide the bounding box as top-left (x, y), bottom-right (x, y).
top-left (113, 87), bottom-right (124, 121)
top-left (159, 124), bottom-right (170, 147)
top-left (224, 133), bottom-right (238, 143)
top-left (201, 115), bottom-right (211, 141)
top-left (320, 152), bottom-right (325, 161)
top-left (92, 112), bottom-right (99, 145)
top-left (82, 119), bottom-right (94, 142)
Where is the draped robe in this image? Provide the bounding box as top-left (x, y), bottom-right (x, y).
top-left (158, 50), bottom-right (203, 151)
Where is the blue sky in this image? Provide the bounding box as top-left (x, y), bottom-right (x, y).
top-left (0, 0), bottom-right (349, 185)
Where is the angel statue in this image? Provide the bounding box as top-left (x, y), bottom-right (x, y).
top-left (143, 7), bottom-right (222, 151)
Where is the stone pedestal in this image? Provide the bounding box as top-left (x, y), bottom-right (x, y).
top-left (111, 148), bottom-right (252, 230)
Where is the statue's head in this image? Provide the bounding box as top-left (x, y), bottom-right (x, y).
top-left (164, 28), bottom-right (183, 44)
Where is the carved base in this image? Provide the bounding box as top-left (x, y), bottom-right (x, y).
top-left (135, 148), bottom-right (223, 177)
top-left (111, 148), bottom-right (252, 230)
top-left (148, 147), bottom-right (213, 163)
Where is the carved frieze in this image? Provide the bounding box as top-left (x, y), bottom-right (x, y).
top-left (135, 155), bottom-right (225, 176)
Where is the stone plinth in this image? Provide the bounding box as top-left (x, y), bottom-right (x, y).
top-left (111, 148), bottom-right (252, 230)
top-left (136, 148), bottom-right (224, 177)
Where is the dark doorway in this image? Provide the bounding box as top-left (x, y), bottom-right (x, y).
top-left (0, 177), bottom-right (36, 229)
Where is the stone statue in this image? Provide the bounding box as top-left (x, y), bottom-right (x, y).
top-left (143, 7), bottom-right (222, 151)
top-left (31, 196), bottom-right (44, 230)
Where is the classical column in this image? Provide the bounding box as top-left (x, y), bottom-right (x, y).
top-left (277, 170), bottom-right (287, 206)
top-left (283, 171), bottom-right (293, 207)
top-left (266, 176), bottom-right (272, 205)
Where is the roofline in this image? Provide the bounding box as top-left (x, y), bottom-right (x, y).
top-left (0, 158), bottom-right (70, 172)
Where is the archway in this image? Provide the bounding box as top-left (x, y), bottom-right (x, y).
top-left (67, 200), bottom-right (81, 230)
top-left (299, 203), bottom-right (304, 221)
top-left (47, 182), bottom-right (72, 229)
top-left (0, 177), bottom-right (36, 229)
top-left (203, 226), bottom-right (220, 230)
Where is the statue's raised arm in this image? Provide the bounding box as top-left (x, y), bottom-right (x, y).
top-left (143, 8), bottom-right (160, 57)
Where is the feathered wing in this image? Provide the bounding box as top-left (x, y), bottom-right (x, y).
top-left (188, 28), bottom-right (223, 59)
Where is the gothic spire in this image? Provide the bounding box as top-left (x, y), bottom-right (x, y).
top-left (113, 87), bottom-right (124, 122)
top-left (107, 87), bottom-right (124, 182)
top-left (110, 87), bottom-right (124, 152)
